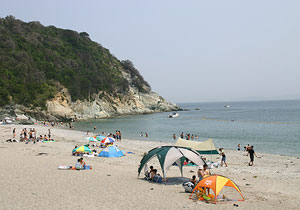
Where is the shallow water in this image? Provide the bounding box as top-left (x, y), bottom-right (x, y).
top-left (73, 100), bottom-right (300, 157)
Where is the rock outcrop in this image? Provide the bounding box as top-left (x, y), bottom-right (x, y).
top-left (45, 84), bottom-right (179, 121)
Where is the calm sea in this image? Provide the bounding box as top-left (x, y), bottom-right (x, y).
top-left (73, 100), bottom-right (300, 157)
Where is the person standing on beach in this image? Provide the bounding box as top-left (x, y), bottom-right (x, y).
top-left (94, 125), bottom-right (96, 131)
top-left (119, 131), bottom-right (122, 141)
top-left (198, 164), bottom-right (210, 181)
top-left (237, 144), bottom-right (241, 151)
top-left (172, 134), bottom-right (176, 140)
top-left (13, 128), bottom-right (16, 139)
top-left (48, 128), bottom-right (51, 139)
top-left (220, 149), bottom-right (228, 167)
top-left (247, 146), bottom-right (257, 166)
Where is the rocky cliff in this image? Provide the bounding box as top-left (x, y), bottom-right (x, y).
top-left (46, 86), bottom-right (178, 120)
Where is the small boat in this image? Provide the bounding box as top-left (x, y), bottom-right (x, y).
top-left (168, 112), bottom-right (179, 118)
top-left (224, 105), bottom-right (231, 108)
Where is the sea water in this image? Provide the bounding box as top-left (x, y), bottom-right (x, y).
top-left (73, 100), bottom-right (300, 157)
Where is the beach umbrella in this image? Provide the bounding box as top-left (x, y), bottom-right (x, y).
top-left (101, 137), bottom-right (115, 144)
top-left (95, 135), bottom-right (105, 141)
top-left (72, 145), bottom-right (92, 154)
top-left (88, 137), bottom-right (97, 142)
top-left (86, 137), bottom-right (97, 142)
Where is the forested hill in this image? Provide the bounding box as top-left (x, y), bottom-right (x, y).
top-left (0, 16), bottom-right (151, 108)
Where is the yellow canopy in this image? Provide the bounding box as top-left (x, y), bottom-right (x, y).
top-left (174, 138), bottom-right (219, 154)
top-left (190, 175), bottom-right (245, 203)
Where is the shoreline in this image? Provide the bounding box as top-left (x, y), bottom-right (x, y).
top-left (2, 122), bottom-right (300, 159)
top-left (1, 123), bottom-right (300, 210)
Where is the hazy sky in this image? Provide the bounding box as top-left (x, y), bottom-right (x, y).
top-left (1, 0), bottom-right (300, 103)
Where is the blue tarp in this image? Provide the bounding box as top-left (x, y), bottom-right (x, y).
top-left (98, 146), bottom-right (125, 158)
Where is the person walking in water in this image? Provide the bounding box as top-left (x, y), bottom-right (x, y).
top-left (180, 132), bottom-right (184, 139)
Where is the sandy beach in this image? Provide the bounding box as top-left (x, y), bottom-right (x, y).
top-left (0, 124), bottom-right (300, 210)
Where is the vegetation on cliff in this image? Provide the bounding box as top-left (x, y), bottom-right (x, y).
top-left (0, 16), bottom-right (150, 108)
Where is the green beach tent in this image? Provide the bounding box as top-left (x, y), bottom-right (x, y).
top-left (174, 138), bottom-right (219, 155)
top-left (138, 146), bottom-right (206, 180)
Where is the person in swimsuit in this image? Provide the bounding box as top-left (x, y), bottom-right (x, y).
top-left (198, 164), bottom-right (210, 181)
top-left (189, 175), bottom-right (197, 185)
top-left (220, 149), bottom-right (228, 167)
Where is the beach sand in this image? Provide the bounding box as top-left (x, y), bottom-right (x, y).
top-left (0, 124), bottom-right (300, 210)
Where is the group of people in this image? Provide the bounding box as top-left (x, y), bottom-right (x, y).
top-left (140, 132), bottom-right (148, 138)
top-left (41, 120), bottom-right (73, 129)
top-left (237, 144), bottom-right (258, 166)
top-left (114, 130), bottom-right (122, 141)
top-left (8, 128), bottom-right (54, 143)
top-left (145, 166), bottom-right (163, 183)
top-left (86, 130), bottom-right (122, 142)
top-left (173, 132), bottom-right (199, 140)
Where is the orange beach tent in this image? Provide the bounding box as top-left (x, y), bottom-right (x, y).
top-left (190, 174), bottom-right (244, 203)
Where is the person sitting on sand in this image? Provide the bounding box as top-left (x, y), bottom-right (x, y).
top-left (75, 159), bottom-right (83, 169)
top-left (151, 169), bottom-right (164, 183)
top-left (149, 165), bottom-right (154, 173)
top-left (79, 157), bottom-right (86, 168)
top-left (150, 169), bottom-right (157, 180)
top-left (75, 158), bottom-right (86, 170)
top-left (189, 175), bottom-right (197, 185)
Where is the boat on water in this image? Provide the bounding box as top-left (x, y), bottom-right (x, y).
top-left (168, 112), bottom-right (179, 118)
top-left (224, 105), bottom-right (231, 108)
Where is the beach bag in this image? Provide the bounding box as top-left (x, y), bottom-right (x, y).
top-left (182, 181), bottom-right (195, 193)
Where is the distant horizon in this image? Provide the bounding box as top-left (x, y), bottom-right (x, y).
top-left (175, 98), bottom-right (300, 104)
